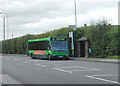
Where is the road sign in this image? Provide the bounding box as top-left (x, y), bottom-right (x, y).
top-left (73, 27), bottom-right (76, 31)
top-left (69, 25), bottom-right (76, 28)
top-left (69, 32), bottom-right (73, 38)
top-left (69, 32), bottom-right (74, 50)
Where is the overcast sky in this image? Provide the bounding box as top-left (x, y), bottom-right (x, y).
top-left (0, 0), bottom-right (119, 40)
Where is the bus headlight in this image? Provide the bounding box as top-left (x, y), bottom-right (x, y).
top-left (53, 54), bottom-right (56, 56)
top-left (67, 55), bottom-right (69, 58)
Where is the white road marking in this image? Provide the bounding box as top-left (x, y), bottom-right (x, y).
top-left (56, 66), bottom-right (101, 70)
top-left (35, 63), bottom-right (41, 66)
top-left (34, 62), bottom-right (62, 67)
top-left (24, 61), bottom-right (31, 63)
top-left (29, 60), bottom-right (46, 62)
top-left (35, 63), bottom-right (47, 67)
top-left (70, 69), bottom-right (101, 72)
top-left (54, 68), bottom-right (72, 73)
top-left (54, 66), bottom-right (102, 73)
top-left (85, 75), bottom-right (120, 84)
top-left (56, 66), bottom-right (75, 68)
top-left (41, 65), bottom-right (47, 67)
top-left (92, 74), bottom-right (118, 77)
top-left (13, 59), bottom-right (21, 61)
top-left (1, 74), bottom-right (23, 84)
top-left (57, 66), bottom-right (99, 69)
top-left (0, 79), bottom-right (6, 85)
top-left (0, 74), bottom-right (5, 85)
top-left (46, 63), bottom-right (62, 66)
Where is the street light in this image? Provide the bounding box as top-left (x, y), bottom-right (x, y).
top-left (73, 0), bottom-right (77, 56)
top-left (69, 0), bottom-right (77, 57)
top-left (74, 0), bottom-right (77, 28)
top-left (0, 12), bottom-right (8, 40)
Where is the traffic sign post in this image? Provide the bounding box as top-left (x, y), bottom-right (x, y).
top-left (69, 32), bottom-right (74, 56)
top-left (68, 0), bottom-right (77, 57)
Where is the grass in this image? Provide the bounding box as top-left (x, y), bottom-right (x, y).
top-left (108, 56), bottom-right (120, 59)
top-left (88, 56), bottom-right (120, 59)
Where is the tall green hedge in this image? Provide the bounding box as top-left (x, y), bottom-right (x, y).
top-left (2, 19), bottom-right (119, 58)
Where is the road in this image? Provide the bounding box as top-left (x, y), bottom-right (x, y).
top-left (1, 54), bottom-right (120, 85)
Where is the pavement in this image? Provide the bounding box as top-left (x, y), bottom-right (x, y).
top-left (1, 54), bottom-right (119, 85)
top-left (70, 57), bottom-right (120, 64)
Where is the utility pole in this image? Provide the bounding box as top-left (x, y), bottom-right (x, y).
top-left (6, 14), bottom-right (9, 39)
top-left (74, 0), bottom-right (77, 28)
top-left (73, 0), bottom-right (77, 57)
top-left (0, 12), bottom-right (8, 40)
top-left (3, 17), bottom-right (5, 40)
top-left (69, 0), bottom-right (77, 57)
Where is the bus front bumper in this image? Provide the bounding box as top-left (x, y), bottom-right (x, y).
top-left (50, 55), bottom-right (69, 60)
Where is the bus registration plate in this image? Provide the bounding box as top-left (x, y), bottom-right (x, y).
top-left (58, 56), bottom-right (63, 58)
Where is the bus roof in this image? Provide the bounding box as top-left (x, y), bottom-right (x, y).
top-left (28, 36), bottom-right (66, 42)
top-left (28, 37), bottom-right (50, 42)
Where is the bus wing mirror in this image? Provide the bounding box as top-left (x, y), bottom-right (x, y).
top-left (48, 46), bottom-right (51, 50)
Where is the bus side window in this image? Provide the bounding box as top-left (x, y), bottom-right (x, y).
top-left (44, 41), bottom-right (50, 50)
top-left (47, 42), bottom-right (51, 50)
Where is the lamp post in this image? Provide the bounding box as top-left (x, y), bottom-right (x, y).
top-left (69, 0), bottom-right (77, 57)
top-left (73, 0), bottom-right (77, 57)
top-left (0, 12), bottom-right (8, 40)
top-left (74, 0), bottom-right (77, 28)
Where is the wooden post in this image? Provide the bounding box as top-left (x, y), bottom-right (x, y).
top-left (78, 42), bottom-right (80, 57)
top-left (85, 41), bottom-right (88, 58)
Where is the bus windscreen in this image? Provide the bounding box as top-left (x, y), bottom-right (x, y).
top-left (51, 41), bottom-right (68, 51)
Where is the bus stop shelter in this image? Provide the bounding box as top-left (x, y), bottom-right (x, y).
top-left (77, 37), bottom-right (90, 58)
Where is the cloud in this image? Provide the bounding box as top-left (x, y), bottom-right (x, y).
top-left (0, 0), bottom-right (119, 40)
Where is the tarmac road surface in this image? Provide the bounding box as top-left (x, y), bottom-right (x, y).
top-left (1, 54), bottom-right (120, 85)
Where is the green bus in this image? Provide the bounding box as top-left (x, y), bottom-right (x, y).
top-left (27, 36), bottom-right (69, 60)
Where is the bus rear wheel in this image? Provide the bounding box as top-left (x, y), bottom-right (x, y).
top-left (31, 54), bottom-right (36, 59)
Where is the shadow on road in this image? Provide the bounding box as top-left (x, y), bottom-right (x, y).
top-left (33, 58), bottom-right (75, 61)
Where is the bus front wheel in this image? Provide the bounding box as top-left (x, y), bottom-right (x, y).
top-left (48, 54), bottom-right (51, 60)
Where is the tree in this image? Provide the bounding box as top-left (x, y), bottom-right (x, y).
top-left (15, 38), bottom-right (24, 54)
top-left (85, 18), bottom-right (111, 57)
top-left (106, 26), bottom-right (119, 56)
